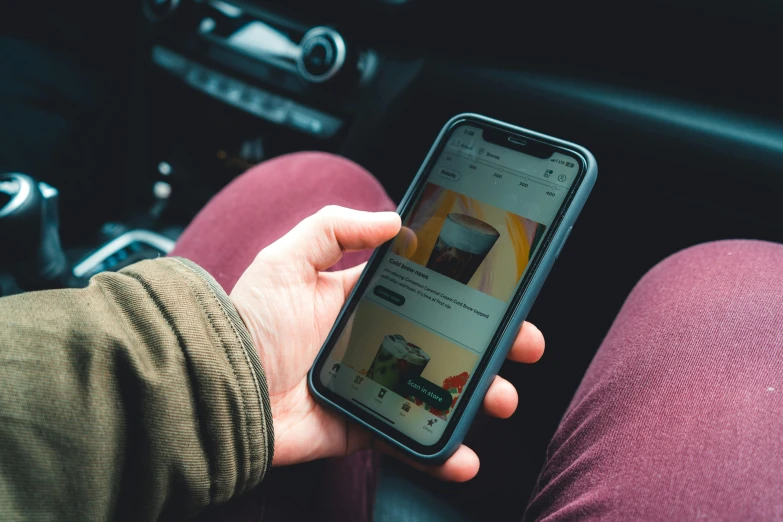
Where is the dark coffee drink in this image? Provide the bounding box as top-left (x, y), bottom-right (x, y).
top-left (426, 213), bottom-right (500, 284)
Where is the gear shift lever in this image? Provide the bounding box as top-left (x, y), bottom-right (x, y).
top-left (0, 173), bottom-right (69, 290)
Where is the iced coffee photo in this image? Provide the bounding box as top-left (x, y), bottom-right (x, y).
top-left (330, 300), bottom-right (480, 418)
top-left (426, 213), bottom-right (500, 284)
top-left (366, 334), bottom-right (430, 396)
top-left (392, 182), bottom-right (546, 301)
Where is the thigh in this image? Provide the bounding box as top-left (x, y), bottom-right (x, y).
top-left (171, 151), bottom-right (396, 292)
top-left (525, 240), bottom-right (783, 521)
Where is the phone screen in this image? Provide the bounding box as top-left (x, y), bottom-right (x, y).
top-left (316, 121), bottom-right (581, 448)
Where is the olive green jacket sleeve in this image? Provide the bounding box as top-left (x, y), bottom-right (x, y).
top-left (0, 257), bottom-right (274, 521)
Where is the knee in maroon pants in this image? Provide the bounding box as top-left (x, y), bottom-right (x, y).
top-left (526, 240), bottom-right (783, 521)
top-left (172, 151), bottom-right (396, 292)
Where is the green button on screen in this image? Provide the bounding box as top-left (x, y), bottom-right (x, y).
top-left (402, 376), bottom-right (452, 409)
top-left (373, 285), bottom-right (405, 306)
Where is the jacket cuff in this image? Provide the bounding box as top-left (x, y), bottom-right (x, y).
top-left (134, 257), bottom-right (274, 502)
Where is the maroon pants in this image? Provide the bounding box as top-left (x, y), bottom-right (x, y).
top-left (526, 239), bottom-right (783, 520)
top-left (175, 153), bottom-right (783, 521)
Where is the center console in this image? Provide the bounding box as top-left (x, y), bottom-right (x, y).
top-left (3, 0), bottom-right (422, 294)
top-left (130, 0), bottom-right (385, 225)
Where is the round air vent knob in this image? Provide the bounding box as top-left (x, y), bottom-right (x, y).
top-left (298, 27), bottom-right (352, 85)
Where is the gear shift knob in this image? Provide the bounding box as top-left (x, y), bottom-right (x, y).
top-left (0, 173), bottom-right (68, 290)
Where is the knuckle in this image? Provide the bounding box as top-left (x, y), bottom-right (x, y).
top-left (316, 205), bottom-right (342, 218)
top-left (307, 206), bottom-right (343, 231)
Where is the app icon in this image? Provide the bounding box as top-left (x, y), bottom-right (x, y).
top-left (332, 363), bottom-right (340, 372)
top-left (401, 402), bottom-right (411, 412)
top-left (427, 419), bottom-right (438, 427)
top-left (353, 376), bottom-right (364, 385)
top-left (378, 388), bottom-right (387, 399)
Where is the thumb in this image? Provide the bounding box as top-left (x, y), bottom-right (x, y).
top-left (279, 205), bottom-right (401, 271)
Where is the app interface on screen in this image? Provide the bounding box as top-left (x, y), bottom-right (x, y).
top-left (319, 123), bottom-right (578, 445)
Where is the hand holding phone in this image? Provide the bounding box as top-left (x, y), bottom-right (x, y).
top-left (309, 114), bottom-right (597, 463)
top-left (230, 204), bottom-right (544, 481)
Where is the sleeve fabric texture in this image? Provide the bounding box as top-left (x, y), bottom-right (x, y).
top-left (0, 257), bottom-right (274, 521)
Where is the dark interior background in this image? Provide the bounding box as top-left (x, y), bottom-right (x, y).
top-left (1, 0), bottom-right (781, 519)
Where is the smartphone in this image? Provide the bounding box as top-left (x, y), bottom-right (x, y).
top-left (308, 113), bottom-right (597, 462)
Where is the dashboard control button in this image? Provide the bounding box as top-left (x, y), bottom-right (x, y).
top-left (151, 46), bottom-right (342, 138)
top-left (297, 27), bottom-right (347, 84)
top-left (287, 104), bottom-right (343, 138)
top-left (302, 37), bottom-right (336, 77)
top-left (257, 95), bottom-right (290, 123)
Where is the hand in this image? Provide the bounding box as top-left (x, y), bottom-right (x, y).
top-left (230, 206), bottom-right (545, 482)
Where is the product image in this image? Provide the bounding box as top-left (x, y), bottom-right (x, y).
top-left (366, 334), bottom-right (430, 396)
top-left (426, 213), bottom-right (500, 284)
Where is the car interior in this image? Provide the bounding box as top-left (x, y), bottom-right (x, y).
top-left (1, 0), bottom-right (782, 519)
